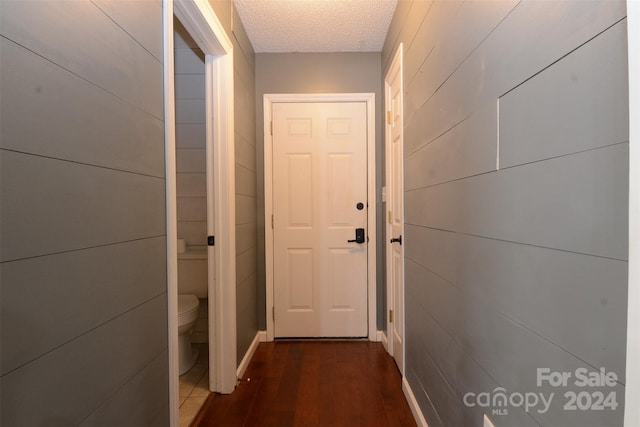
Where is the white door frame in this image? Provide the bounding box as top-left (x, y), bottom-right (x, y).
top-left (264, 93), bottom-right (377, 342)
top-left (164, 0), bottom-right (236, 424)
top-left (625, 1), bottom-right (640, 425)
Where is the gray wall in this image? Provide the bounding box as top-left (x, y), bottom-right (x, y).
top-left (383, 1), bottom-right (629, 426)
top-left (174, 18), bottom-right (209, 344)
top-left (255, 52), bottom-right (385, 331)
top-left (175, 19), bottom-right (208, 251)
top-left (1, 1), bottom-right (168, 425)
top-left (209, 0), bottom-right (259, 362)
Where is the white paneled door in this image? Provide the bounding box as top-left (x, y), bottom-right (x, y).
top-left (272, 102), bottom-right (368, 338)
top-left (386, 45), bottom-right (404, 373)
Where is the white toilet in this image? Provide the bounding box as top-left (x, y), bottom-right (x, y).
top-left (177, 240), bottom-right (209, 375)
top-left (178, 294), bottom-right (200, 374)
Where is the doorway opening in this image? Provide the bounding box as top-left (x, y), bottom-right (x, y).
top-left (173, 15), bottom-right (210, 423)
top-left (163, 0), bottom-right (236, 424)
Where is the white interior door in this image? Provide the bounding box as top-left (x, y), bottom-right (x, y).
top-left (272, 102), bottom-right (368, 338)
top-left (386, 45), bottom-right (404, 373)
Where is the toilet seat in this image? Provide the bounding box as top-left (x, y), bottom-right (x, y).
top-left (178, 294), bottom-right (199, 326)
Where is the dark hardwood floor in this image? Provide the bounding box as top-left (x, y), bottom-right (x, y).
top-left (192, 340), bottom-right (417, 427)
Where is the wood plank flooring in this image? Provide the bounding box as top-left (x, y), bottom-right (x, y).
top-left (192, 340), bottom-right (417, 427)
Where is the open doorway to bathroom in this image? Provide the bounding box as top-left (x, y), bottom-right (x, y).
top-left (164, 0), bottom-right (237, 425)
top-left (174, 17), bottom-right (211, 424)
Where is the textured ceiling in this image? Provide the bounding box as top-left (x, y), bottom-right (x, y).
top-left (233, 0), bottom-right (398, 53)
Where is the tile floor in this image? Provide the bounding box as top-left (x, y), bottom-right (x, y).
top-left (179, 343), bottom-right (209, 427)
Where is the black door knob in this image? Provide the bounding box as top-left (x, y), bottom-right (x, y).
top-left (390, 236), bottom-right (402, 245)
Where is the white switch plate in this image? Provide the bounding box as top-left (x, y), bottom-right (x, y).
top-left (483, 414), bottom-right (496, 427)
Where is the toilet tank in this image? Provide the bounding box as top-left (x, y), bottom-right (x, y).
top-left (177, 250), bottom-right (209, 298)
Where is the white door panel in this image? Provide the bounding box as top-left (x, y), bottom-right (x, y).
top-left (386, 45), bottom-right (405, 373)
top-left (272, 102), bottom-right (368, 337)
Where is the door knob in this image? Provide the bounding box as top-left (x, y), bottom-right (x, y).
top-left (390, 235), bottom-right (402, 245)
top-left (348, 228), bottom-right (366, 244)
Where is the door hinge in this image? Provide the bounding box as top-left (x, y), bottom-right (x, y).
top-left (389, 309), bottom-right (393, 323)
top-left (387, 111), bottom-right (392, 125)
top-left (272, 306), bottom-right (275, 322)
top-left (270, 121), bottom-right (273, 135)
top-left (271, 214), bottom-right (274, 229)
top-left (388, 210), bottom-right (393, 224)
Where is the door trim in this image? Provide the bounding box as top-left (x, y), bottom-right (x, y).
top-left (264, 93), bottom-right (377, 342)
top-left (625, 2), bottom-right (640, 425)
top-left (164, 0), bottom-right (236, 424)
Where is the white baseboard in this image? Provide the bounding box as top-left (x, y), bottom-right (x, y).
top-left (378, 330), bottom-right (389, 352)
top-left (236, 331), bottom-right (262, 380)
top-left (258, 330), bottom-right (268, 342)
top-left (403, 376), bottom-right (429, 427)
